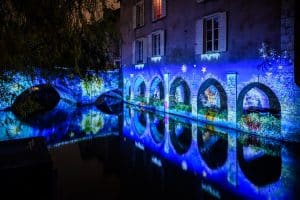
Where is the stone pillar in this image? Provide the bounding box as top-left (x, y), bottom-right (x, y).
top-left (145, 83), bottom-right (150, 104)
top-left (226, 73), bottom-right (238, 126)
top-left (191, 95), bottom-right (198, 117)
top-left (163, 73), bottom-right (170, 111)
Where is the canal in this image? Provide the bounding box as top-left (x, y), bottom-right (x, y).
top-left (0, 103), bottom-right (300, 199)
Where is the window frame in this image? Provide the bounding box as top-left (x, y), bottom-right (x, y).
top-left (133, 0), bottom-right (145, 29)
top-left (204, 16), bottom-right (219, 53)
top-left (135, 39), bottom-right (144, 64)
top-left (195, 12), bottom-right (227, 56)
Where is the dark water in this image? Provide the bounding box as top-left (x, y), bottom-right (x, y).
top-left (0, 103), bottom-right (300, 199)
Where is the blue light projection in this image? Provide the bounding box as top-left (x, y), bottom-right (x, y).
top-left (123, 104), bottom-right (298, 199)
top-left (122, 45), bottom-right (299, 142)
top-left (0, 104), bottom-right (119, 147)
top-left (0, 68), bottom-right (120, 146)
top-left (0, 68), bottom-right (120, 110)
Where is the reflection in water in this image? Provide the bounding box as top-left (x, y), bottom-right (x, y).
top-left (237, 135), bottom-right (282, 187)
top-left (149, 113), bottom-right (165, 144)
top-left (170, 119), bottom-right (192, 154)
top-left (0, 100), bottom-right (119, 146)
top-left (80, 110), bottom-right (104, 134)
top-left (0, 103), bottom-right (298, 199)
top-left (197, 125), bottom-right (228, 169)
top-left (123, 104), bottom-right (299, 199)
top-left (124, 105), bottom-right (133, 126)
top-left (133, 109), bottom-right (147, 136)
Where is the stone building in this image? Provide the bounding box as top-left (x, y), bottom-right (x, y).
top-left (120, 0), bottom-right (298, 142)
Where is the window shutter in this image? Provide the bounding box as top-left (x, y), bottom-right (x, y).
top-left (160, 30), bottom-right (165, 56)
top-left (143, 37), bottom-right (148, 63)
top-left (132, 41), bottom-right (136, 64)
top-left (218, 12), bottom-right (227, 52)
top-left (141, 1), bottom-right (145, 26)
top-left (148, 34), bottom-right (152, 57)
top-left (133, 5), bottom-right (136, 29)
top-left (162, 0), bottom-right (167, 18)
top-left (195, 19), bottom-right (204, 55)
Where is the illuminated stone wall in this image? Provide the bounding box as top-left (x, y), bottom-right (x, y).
top-left (0, 69), bottom-right (120, 110)
top-left (121, 0), bottom-right (298, 141)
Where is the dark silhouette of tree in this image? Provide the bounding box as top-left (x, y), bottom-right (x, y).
top-left (0, 0), bottom-right (120, 74)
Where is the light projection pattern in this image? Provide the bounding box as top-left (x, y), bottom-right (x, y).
top-left (80, 75), bottom-right (104, 97)
top-left (149, 77), bottom-right (165, 107)
top-left (0, 69), bottom-right (120, 110)
top-left (80, 110), bottom-right (104, 134)
top-left (123, 105), bottom-right (296, 200)
top-left (122, 50), bottom-right (299, 141)
top-left (0, 105), bottom-right (119, 146)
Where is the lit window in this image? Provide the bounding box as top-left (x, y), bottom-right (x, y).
top-left (133, 1), bottom-right (144, 29)
top-left (152, 0), bottom-right (166, 21)
top-left (195, 12), bottom-right (227, 55)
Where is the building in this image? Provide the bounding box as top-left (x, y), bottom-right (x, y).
top-left (120, 0), bottom-right (299, 142)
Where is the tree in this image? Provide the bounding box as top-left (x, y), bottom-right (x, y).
top-left (0, 0), bottom-right (120, 74)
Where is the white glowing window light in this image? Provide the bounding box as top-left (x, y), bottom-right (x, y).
top-left (151, 156), bottom-right (162, 167)
top-left (200, 52), bottom-right (221, 61)
top-left (135, 64), bottom-right (145, 69)
top-left (151, 56), bottom-right (162, 62)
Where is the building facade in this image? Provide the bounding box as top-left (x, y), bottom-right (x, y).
top-left (120, 0), bottom-right (299, 142)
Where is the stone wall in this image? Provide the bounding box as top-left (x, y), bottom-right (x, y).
top-left (0, 69), bottom-right (120, 110)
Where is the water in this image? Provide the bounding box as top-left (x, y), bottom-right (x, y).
top-left (0, 102), bottom-right (299, 199)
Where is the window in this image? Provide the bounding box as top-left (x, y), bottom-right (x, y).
top-left (152, 0), bottom-right (166, 21)
top-left (133, 38), bottom-right (147, 64)
top-left (133, 1), bottom-right (144, 29)
top-left (195, 12), bottom-right (227, 55)
top-left (204, 17), bottom-right (219, 52)
top-left (148, 30), bottom-right (165, 58)
top-left (152, 33), bottom-right (161, 56)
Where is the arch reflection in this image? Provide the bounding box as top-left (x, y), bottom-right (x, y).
top-left (197, 125), bottom-right (228, 169)
top-left (237, 135), bottom-right (282, 187)
top-left (170, 119), bottom-right (192, 155)
top-left (132, 109), bottom-right (147, 136)
top-left (124, 105), bottom-right (133, 126)
top-left (149, 113), bottom-right (165, 144)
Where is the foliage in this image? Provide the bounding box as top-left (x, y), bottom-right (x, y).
top-left (149, 97), bottom-right (164, 107)
top-left (171, 102), bottom-right (191, 112)
top-left (80, 74), bottom-right (104, 96)
top-left (0, 0), bottom-right (120, 74)
top-left (80, 110), bottom-right (104, 134)
top-left (239, 112), bottom-right (281, 133)
top-left (134, 96), bottom-right (147, 104)
top-left (198, 107), bottom-right (227, 120)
